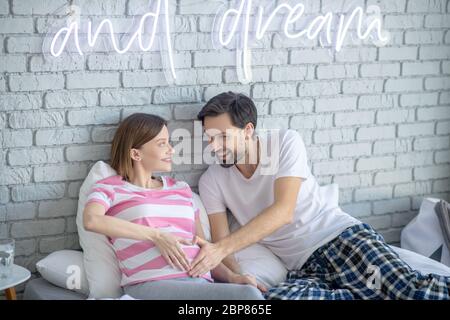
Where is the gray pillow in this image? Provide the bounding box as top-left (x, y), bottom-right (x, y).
top-left (36, 250), bottom-right (89, 296)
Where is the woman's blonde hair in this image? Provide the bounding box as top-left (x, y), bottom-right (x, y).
top-left (110, 113), bottom-right (167, 181)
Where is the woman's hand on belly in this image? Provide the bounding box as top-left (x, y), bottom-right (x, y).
top-left (152, 231), bottom-right (193, 272)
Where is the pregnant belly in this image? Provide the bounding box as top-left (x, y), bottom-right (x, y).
top-left (118, 244), bottom-right (201, 276)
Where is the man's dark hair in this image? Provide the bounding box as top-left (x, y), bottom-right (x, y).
top-left (197, 91), bottom-right (257, 129)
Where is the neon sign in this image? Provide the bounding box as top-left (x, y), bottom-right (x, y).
top-left (45, 0), bottom-right (390, 84)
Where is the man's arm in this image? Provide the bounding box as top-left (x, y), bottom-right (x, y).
top-left (194, 216), bottom-right (236, 282)
top-left (194, 218), bottom-right (268, 292)
top-left (208, 212), bottom-right (242, 274)
top-left (220, 176), bottom-right (302, 254)
top-left (189, 176), bottom-right (302, 277)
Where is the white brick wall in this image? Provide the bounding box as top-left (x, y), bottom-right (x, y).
top-left (0, 0), bottom-right (449, 293)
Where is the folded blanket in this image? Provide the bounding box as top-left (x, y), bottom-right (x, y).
top-left (435, 200), bottom-right (450, 253)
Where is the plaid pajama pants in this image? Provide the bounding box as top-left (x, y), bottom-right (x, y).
top-left (264, 223), bottom-right (450, 300)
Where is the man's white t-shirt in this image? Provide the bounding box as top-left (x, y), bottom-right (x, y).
top-left (198, 129), bottom-right (360, 270)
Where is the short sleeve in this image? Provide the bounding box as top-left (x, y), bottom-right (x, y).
top-left (275, 130), bottom-right (309, 181)
top-left (194, 209), bottom-right (200, 220)
top-left (189, 191), bottom-right (200, 220)
top-left (198, 169), bottom-right (227, 215)
top-left (86, 184), bottom-right (114, 212)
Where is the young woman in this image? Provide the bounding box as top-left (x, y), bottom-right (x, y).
top-left (83, 113), bottom-right (265, 300)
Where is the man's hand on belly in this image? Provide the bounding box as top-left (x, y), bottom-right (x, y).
top-left (188, 236), bottom-right (227, 277)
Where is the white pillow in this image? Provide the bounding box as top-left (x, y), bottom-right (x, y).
top-left (76, 161), bottom-right (123, 299)
top-left (76, 161), bottom-right (211, 298)
top-left (401, 197), bottom-right (450, 267)
top-left (194, 192), bottom-right (212, 241)
top-left (234, 240), bottom-right (288, 289)
top-left (391, 245), bottom-right (450, 277)
top-left (36, 250), bottom-right (89, 296)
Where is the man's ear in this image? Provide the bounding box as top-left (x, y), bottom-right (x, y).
top-left (244, 123), bottom-right (255, 140)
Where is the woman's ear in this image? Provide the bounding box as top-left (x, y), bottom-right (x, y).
top-left (130, 148), bottom-right (141, 161)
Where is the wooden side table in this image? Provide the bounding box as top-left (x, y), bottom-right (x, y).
top-left (0, 264), bottom-right (31, 300)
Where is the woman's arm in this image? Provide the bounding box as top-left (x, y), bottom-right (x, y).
top-left (83, 202), bottom-right (191, 271)
top-left (84, 202), bottom-right (158, 241)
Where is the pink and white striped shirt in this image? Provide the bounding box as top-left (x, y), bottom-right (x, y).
top-left (86, 175), bottom-right (213, 287)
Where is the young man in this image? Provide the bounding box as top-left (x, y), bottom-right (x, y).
top-left (189, 91), bottom-right (450, 300)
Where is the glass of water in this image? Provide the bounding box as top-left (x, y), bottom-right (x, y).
top-left (0, 238), bottom-right (15, 279)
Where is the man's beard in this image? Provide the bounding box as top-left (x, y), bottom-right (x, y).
top-left (217, 149), bottom-right (244, 168)
top-left (219, 162), bottom-right (235, 168)
top-left (218, 150), bottom-right (235, 168)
